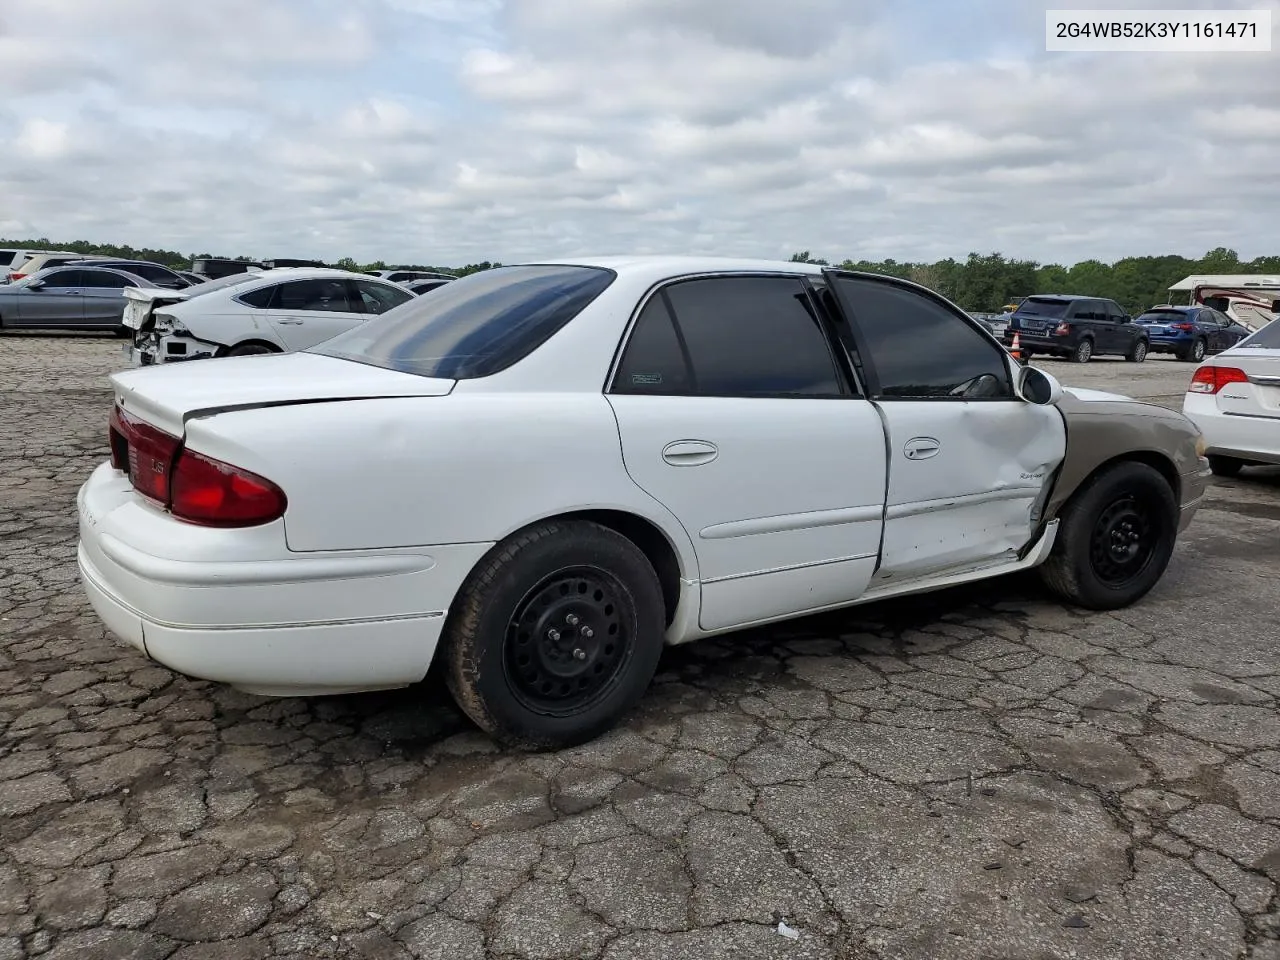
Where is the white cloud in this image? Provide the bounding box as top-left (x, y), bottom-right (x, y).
top-left (0, 0), bottom-right (1278, 266)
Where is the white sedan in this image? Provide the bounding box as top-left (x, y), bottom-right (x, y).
top-left (122, 267), bottom-right (414, 364)
top-left (79, 257), bottom-right (1209, 749)
top-left (1182, 319), bottom-right (1280, 476)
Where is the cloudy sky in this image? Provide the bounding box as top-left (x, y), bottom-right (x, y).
top-left (1, 0), bottom-right (1277, 267)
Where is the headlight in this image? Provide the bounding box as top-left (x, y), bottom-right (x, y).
top-left (1195, 434), bottom-right (1207, 458)
top-left (154, 313), bottom-right (189, 337)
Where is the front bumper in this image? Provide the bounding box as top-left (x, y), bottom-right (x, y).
top-left (1178, 456), bottom-right (1212, 532)
top-left (76, 462), bottom-right (490, 696)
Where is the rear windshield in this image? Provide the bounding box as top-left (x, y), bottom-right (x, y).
top-left (1136, 310), bottom-right (1190, 323)
top-left (308, 265), bottom-right (616, 379)
top-left (1237, 320), bottom-right (1280, 349)
top-left (1015, 298), bottom-right (1071, 319)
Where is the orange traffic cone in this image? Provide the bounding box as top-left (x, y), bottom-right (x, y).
top-left (1010, 331), bottom-right (1022, 360)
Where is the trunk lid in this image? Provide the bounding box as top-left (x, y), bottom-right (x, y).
top-left (122, 286), bottom-right (191, 331)
top-left (110, 352), bottom-right (456, 436)
top-left (1213, 348), bottom-right (1280, 419)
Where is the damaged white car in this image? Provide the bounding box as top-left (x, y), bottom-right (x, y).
top-left (122, 267), bottom-right (414, 365)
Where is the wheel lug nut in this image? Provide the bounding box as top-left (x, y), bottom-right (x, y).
top-left (572, 648), bottom-right (587, 661)
top-left (581, 626), bottom-right (594, 639)
top-left (566, 614), bottom-right (580, 626)
top-left (547, 628), bottom-right (561, 642)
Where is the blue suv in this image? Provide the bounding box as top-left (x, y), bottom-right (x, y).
top-left (1132, 305), bottom-right (1253, 362)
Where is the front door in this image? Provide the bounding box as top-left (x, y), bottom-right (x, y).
top-left (606, 274), bottom-right (888, 633)
top-left (823, 270), bottom-right (1067, 583)
top-left (265, 278), bottom-right (365, 351)
top-left (18, 269), bottom-right (86, 325)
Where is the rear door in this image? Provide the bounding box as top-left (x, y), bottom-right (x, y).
top-left (822, 270), bottom-right (1066, 583)
top-left (79, 270), bottom-right (135, 327)
top-left (18, 270), bottom-right (86, 324)
top-left (265, 278), bottom-right (366, 350)
top-left (606, 273), bottom-right (888, 633)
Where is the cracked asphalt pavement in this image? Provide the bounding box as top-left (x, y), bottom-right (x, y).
top-left (3, 333), bottom-right (1280, 959)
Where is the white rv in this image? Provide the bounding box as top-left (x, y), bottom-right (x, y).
top-left (1167, 274), bottom-right (1280, 332)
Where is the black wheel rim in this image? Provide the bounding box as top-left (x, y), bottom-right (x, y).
top-left (503, 565), bottom-right (634, 717)
top-left (1088, 496), bottom-right (1158, 587)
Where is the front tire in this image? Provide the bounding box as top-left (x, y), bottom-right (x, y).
top-left (1125, 339), bottom-right (1148, 363)
top-left (1039, 461), bottom-right (1178, 610)
top-left (442, 520), bottom-right (666, 750)
top-left (1208, 455), bottom-right (1244, 478)
top-left (1071, 339), bottom-right (1093, 363)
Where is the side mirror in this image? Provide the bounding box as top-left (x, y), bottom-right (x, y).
top-left (1014, 364), bottom-right (1064, 405)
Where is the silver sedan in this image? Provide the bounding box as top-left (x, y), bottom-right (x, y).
top-left (0, 265), bottom-right (159, 335)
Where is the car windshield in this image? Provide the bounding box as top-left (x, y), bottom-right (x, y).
top-left (308, 265), bottom-right (616, 379)
top-left (1236, 320), bottom-right (1280, 349)
top-left (1016, 298), bottom-right (1070, 319)
top-left (1136, 311), bottom-right (1189, 323)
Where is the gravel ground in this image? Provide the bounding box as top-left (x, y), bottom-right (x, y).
top-left (3, 333), bottom-right (1280, 960)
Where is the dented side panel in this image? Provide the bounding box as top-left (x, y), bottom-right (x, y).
top-left (872, 400), bottom-right (1067, 581)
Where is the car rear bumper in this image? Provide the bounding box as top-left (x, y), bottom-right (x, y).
top-left (1144, 336), bottom-right (1193, 353)
top-left (1183, 395), bottom-right (1280, 465)
top-left (76, 463), bottom-right (491, 696)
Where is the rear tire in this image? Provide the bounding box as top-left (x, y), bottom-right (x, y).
top-left (1125, 339), bottom-right (1148, 363)
top-left (1179, 339), bottom-right (1206, 362)
top-left (1039, 461), bottom-right (1178, 610)
top-left (442, 520), bottom-right (666, 750)
top-left (1071, 339), bottom-right (1093, 363)
top-left (1208, 455), bottom-right (1244, 478)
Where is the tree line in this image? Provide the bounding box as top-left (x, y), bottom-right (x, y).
top-left (6, 236), bottom-right (1276, 314)
top-left (789, 246), bottom-right (1280, 315)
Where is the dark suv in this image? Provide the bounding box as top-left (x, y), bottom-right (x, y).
top-left (1003, 295), bottom-right (1148, 363)
top-left (1132, 305), bottom-right (1252, 362)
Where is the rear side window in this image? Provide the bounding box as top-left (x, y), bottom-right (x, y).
top-left (830, 275), bottom-right (1012, 399)
top-left (616, 275), bottom-right (843, 397)
top-left (40, 270), bottom-right (85, 288)
top-left (81, 270), bottom-right (134, 289)
top-left (309, 265), bottom-right (616, 379)
top-left (352, 279), bottom-right (413, 315)
top-left (237, 284), bottom-right (278, 309)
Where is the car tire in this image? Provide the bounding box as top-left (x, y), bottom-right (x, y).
top-left (1208, 455), bottom-right (1244, 478)
top-left (224, 343), bottom-right (276, 357)
top-left (442, 519), bottom-right (666, 750)
top-left (1180, 339), bottom-right (1206, 362)
top-left (1039, 460), bottom-right (1178, 611)
top-left (1125, 339), bottom-right (1148, 363)
top-left (1071, 339), bottom-right (1093, 363)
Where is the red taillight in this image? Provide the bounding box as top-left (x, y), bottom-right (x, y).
top-left (10, 272), bottom-right (25, 281)
top-left (170, 450), bottom-right (286, 527)
top-left (1189, 365), bottom-right (1249, 394)
top-left (107, 403), bottom-right (286, 527)
top-left (1053, 322), bottom-right (1071, 335)
top-left (1172, 322), bottom-right (1195, 331)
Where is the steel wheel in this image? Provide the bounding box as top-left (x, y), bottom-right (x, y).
top-left (503, 566), bottom-right (633, 717)
top-left (1088, 496), bottom-right (1156, 587)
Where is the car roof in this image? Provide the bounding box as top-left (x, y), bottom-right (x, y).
top-left (1021, 294), bottom-right (1098, 303)
top-left (524, 256), bottom-right (830, 286)
top-left (36, 264), bottom-right (157, 285)
top-left (234, 267), bottom-right (392, 288)
top-left (1140, 305), bottom-right (1194, 312)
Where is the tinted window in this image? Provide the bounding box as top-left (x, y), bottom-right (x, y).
top-left (1137, 310), bottom-right (1189, 324)
top-left (354, 280), bottom-right (413, 315)
top-left (612, 296), bottom-right (693, 394)
top-left (657, 276), bottom-right (842, 397)
top-left (832, 276), bottom-right (1012, 399)
top-left (118, 263), bottom-right (176, 284)
top-left (1238, 321), bottom-right (1280, 349)
top-left (237, 284), bottom-right (278, 309)
top-left (276, 278), bottom-right (355, 312)
top-left (1106, 302), bottom-right (1127, 322)
top-left (1016, 298), bottom-right (1070, 319)
top-left (40, 270), bottom-right (84, 288)
top-left (308, 265), bottom-right (615, 379)
top-left (81, 270), bottom-right (134, 289)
